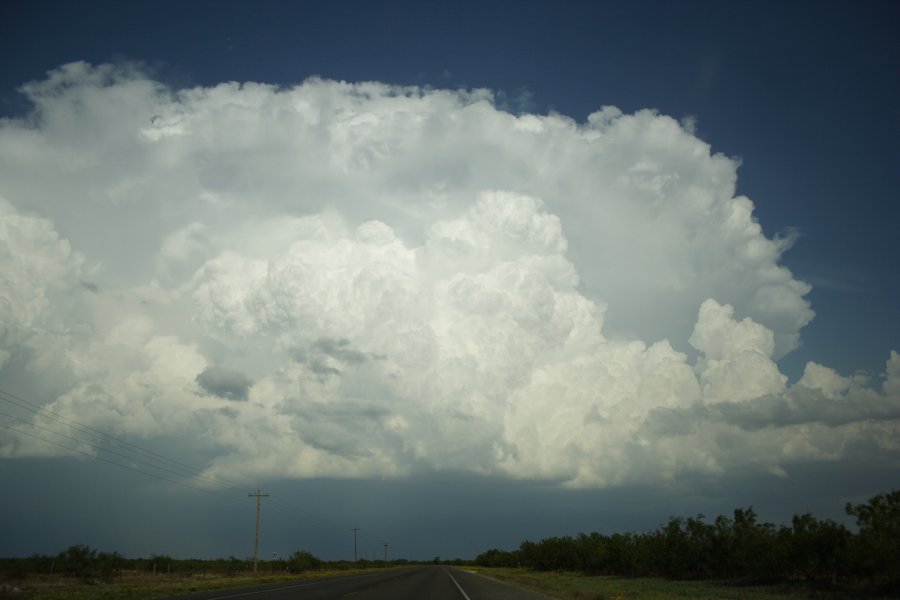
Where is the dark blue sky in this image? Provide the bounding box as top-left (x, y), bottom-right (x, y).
top-left (1, 0), bottom-right (898, 561)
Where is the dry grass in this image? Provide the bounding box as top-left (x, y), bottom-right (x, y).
top-left (3, 568), bottom-right (377, 599)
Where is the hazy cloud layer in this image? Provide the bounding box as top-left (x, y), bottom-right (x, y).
top-left (0, 62), bottom-right (897, 486)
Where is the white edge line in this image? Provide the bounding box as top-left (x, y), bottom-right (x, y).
top-left (443, 567), bottom-right (473, 600)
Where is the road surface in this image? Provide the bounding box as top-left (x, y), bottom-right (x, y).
top-left (162, 566), bottom-right (551, 599)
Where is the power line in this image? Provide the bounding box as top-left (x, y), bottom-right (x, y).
top-left (0, 386), bottom-right (395, 559)
top-left (0, 407), bottom-right (248, 493)
top-left (0, 420), bottom-right (242, 503)
top-left (0, 388), bottom-right (250, 494)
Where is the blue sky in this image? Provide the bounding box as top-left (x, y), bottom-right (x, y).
top-left (1, 0), bottom-right (898, 561)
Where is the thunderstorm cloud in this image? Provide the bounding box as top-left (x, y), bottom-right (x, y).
top-left (1, 62), bottom-right (897, 486)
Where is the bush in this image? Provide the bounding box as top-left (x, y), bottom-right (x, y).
top-left (287, 550), bottom-right (323, 572)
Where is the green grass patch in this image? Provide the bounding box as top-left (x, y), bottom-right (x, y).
top-left (468, 567), bottom-right (892, 600)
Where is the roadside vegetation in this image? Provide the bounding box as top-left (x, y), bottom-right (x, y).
top-left (0, 550), bottom-right (472, 598)
top-left (0, 550), bottom-right (411, 599)
top-left (475, 490), bottom-right (900, 598)
top-left (3, 491), bottom-right (896, 599)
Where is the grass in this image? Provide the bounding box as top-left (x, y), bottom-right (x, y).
top-left (2, 568), bottom-right (379, 599)
top-left (467, 567), bottom-right (895, 600)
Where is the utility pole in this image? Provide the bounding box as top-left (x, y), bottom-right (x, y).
top-left (383, 542), bottom-right (389, 568)
top-left (248, 489), bottom-right (269, 574)
top-left (351, 528), bottom-right (360, 562)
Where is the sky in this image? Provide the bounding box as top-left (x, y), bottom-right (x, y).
top-left (1, 0), bottom-right (898, 561)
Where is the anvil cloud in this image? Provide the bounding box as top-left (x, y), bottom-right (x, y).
top-left (1, 62), bottom-right (897, 488)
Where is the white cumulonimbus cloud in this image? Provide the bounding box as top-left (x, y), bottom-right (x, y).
top-left (0, 62), bottom-right (897, 486)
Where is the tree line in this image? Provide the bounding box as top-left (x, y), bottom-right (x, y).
top-left (1, 546), bottom-right (465, 585)
top-left (0, 546), bottom-right (335, 584)
top-left (476, 490), bottom-right (899, 591)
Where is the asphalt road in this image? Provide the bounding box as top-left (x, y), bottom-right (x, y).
top-left (161, 566), bottom-right (551, 599)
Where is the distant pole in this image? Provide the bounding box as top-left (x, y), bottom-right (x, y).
top-left (352, 528), bottom-right (360, 562)
top-left (383, 543), bottom-right (389, 568)
top-left (249, 489), bottom-right (269, 574)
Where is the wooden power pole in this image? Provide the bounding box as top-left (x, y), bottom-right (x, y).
top-left (249, 489), bottom-right (269, 574)
top-left (352, 527), bottom-right (360, 562)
